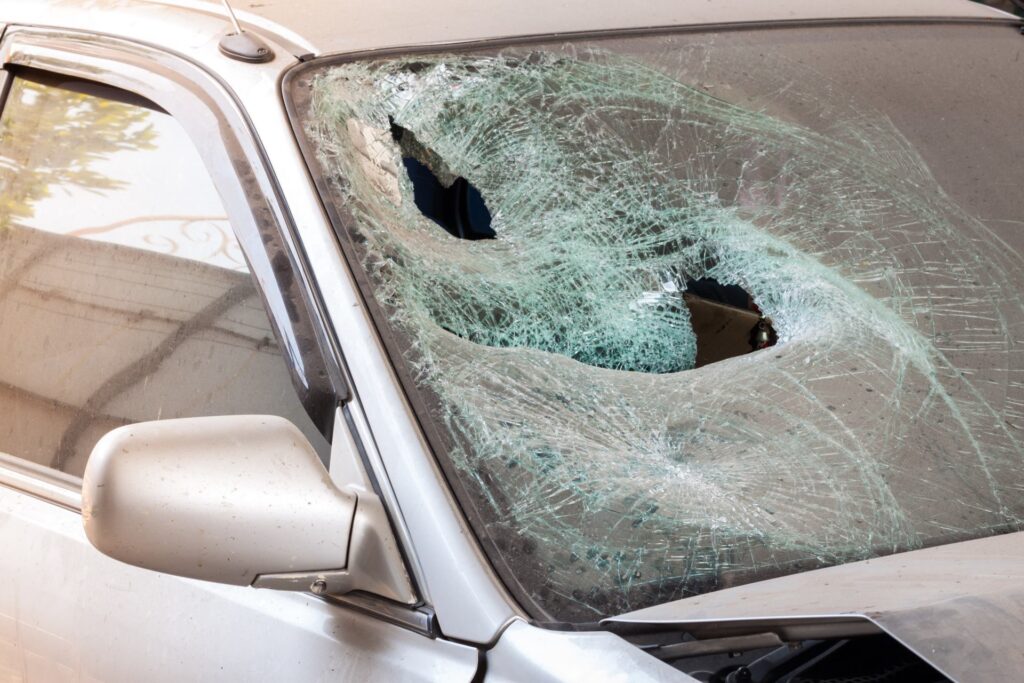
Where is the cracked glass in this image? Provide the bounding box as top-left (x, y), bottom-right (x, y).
top-left (293, 23), bottom-right (1024, 624)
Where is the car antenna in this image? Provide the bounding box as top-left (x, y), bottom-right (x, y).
top-left (217, 0), bottom-right (275, 63)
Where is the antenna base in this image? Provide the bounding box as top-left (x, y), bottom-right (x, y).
top-left (219, 32), bottom-right (274, 63)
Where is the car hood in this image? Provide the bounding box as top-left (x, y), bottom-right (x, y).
top-left (602, 531), bottom-right (1024, 682)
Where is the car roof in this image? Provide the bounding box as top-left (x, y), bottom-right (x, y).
top-left (0, 0), bottom-right (1014, 59)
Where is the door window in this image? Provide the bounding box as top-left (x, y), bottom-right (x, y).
top-left (0, 70), bottom-right (327, 477)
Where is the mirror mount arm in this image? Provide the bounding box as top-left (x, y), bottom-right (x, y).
top-left (252, 490), bottom-right (417, 604)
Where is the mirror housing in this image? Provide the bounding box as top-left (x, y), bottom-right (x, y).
top-left (82, 415), bottom-right (414, 603)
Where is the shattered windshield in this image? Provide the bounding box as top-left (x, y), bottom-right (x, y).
top-left (291, 23), bottom-right (1024, 624)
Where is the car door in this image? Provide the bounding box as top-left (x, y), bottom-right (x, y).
top-left (0, 31), bottom-right (478, 683)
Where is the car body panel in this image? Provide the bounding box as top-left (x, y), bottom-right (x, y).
top-left (0, 0), bottom-right (1013, 61)
top-left (0, 482), bottom-right (480, 682)
top-left (203, 0), bottom-right (1014, 56)
top-left (486, 620), bottom-right (693, 683)
top-left (606, 532), bottom-right (1024, 682)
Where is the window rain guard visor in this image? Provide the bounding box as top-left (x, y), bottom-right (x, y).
top-left (289, 24), bottom-right (1024, 625)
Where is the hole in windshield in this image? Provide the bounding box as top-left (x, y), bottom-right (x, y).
top-left (391, 120), bottom-right (775, 371)
top-left (684, 278), bottom-right (776, 367)
top-left (391, 121), bottom-right (495, 240)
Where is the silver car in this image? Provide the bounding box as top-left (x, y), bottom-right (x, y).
top-left (1, 0), bottom-right (1022, 680)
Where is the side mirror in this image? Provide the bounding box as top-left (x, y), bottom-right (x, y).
top-left (82, 415), bottom-right (412, 602)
